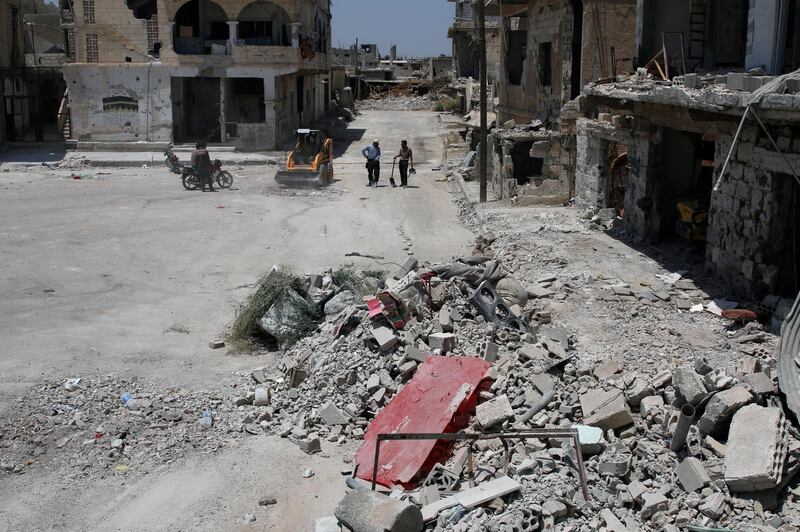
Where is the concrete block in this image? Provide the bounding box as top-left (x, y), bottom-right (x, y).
top-left (698, 492), bottom-right (727, 519)
top-left (253, 387), bottom-right (270, 406)
top-left (627, 480), bottom-right (647, 502)
top-left (640, 492), bottom-right (669, 520)
top-left (673, 366), bottom-right (707, 406)
top-left (319, 403), bottom-right (349, 426)
top-left (580, 389), bottom-right (634, 431)
top-left (479, 340), bottom-right (499, 362)
top-left (625, 378), bottom-right (654, 406)
top-left (366, 374), bottom-right (381, 392)
top-left (404, 345), bottom-right (429, 363)
top-left (335, 489), bottom-right (424, 532)
top-left (725, 405), bottom-right (787, 492)
top-left (427, 332), bottom-right (456, 353)
top-left (727, 72), bottom-right (745, 91)
top-left (594, 360), bottom-right (623, 380)
top-left (698, 384), bottom-right (754, 435)
top-left (742, 372), bottom-right (775, 396)
top-left (372, 326), bottom-right (398, 351)
top-left (438, 307), bottom-right (453, 333)
top-left (476, 395), bottom-right (514, 428)
top-left (640, 395), bottom-right (664, 416)
top-left (393, 256), bottom-right (418, 280)
top-left (683, 73), bottom-right (699, 89)
top-left (573, 424), bottom-right (605, 455)
top-left (297, 437), bottom-right (321, 455)
top-left (677, 457), bottom-right (711, 492)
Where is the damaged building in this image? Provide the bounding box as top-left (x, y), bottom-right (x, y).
top-left (574, 0), bottom-right (800, 298)
top-left (480, 0), bottom-right (638, 204)
top-left (61, 0), bottom-right (331, 149)
top-left (447, 0), bottom-right (502, 81)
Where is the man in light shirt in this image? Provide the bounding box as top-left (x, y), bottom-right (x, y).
top-left (361, 139), bottom-right (381, 187)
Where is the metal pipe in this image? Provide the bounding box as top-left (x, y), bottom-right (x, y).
top-left (670, 404), bottom-right (696, 452)
top-left (517, 389), bottom-right (555, 425)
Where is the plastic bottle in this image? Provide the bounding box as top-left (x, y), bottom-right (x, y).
top-left (200, 409), bottom-right (213, 429)
top-left (119, 393), bottom-right (140, 411)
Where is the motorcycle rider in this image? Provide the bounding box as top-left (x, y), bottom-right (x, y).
top-left (191, 141), bottom-right (215, 192)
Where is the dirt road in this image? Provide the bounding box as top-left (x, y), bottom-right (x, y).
top-left (0, 111), bottom-right (473, 530)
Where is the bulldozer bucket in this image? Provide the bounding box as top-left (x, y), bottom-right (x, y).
top-left (275, 169), bottom-right (326, 187)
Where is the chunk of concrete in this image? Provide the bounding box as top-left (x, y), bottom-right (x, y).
top-left (580, 389), bottom-right (634, 431)
top-left (314, 516), bottom-right (340, 532)
top-left (438, 306), bottom-right (453, 333)
top-left (742, 372), bottom-right (776, 396)
top-left (574, 424), bottom-right (605, 455)
top-left (640, 492), bottom-right (669, 520)
top-left (697, 384), bottom-right (754, 435)
top-left (677, 457), bottom-right (711, 492)
top-left (673, 366), bottom-right (707, 406)
top-left (599, 509), bottom-right (627, 532)
top-left (393, 256), bottom-right (419, 280)
top-left (427, 332), bottom-right (456, 353)
top-left (319, 403), bottom-right (349, 426)
top-left (725, 405), bottom-right (787, 492)
top-left (372, 326), bottom-right (398, 351)
top-left (253, 387), bottom-right (270, 407)
top-left (639, 395), bottom-right (664, 417)
top-left (698, 492), bottom-right (727, 519)
top-left (297, 437), bottom-right (322, 455)
top-left (324, 290), bottom-right (357, 317)
top-left (476, 395), bottom-right (514, 428)
top-left (594, 360), bottom-right (623, 380)
top-left (404, 345), bottom-right (429, 363)
top-left (335, 489), bottom-right (424, 532)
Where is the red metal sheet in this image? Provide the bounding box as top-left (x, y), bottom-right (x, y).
top-left (355, 356), bottom-right (492, 489)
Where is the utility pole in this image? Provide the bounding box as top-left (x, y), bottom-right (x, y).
top-left (354, 37), bottom-right (360, 100)
top-left (477, 0), bottom-right (488, 203)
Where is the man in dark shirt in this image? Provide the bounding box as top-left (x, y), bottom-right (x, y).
top-left (191, 141), bottom-right (215, 192)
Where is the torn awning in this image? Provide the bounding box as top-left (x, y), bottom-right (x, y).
top-left (355, 356), bottom-right (492, 489)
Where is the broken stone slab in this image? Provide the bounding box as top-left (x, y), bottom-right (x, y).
top-left (673, 366), bottom-right (708, 406)
top-left (258, 288), bottom-right (309, 340)
top-left (677, 457), bottom-right (711, 492)
top-left (539, 326), bottom-right (569, 348)
top-left (541, 499), bottom-right (567, 519)
top-left (421, 476), bottom-right (522, 522)
top-left (427, 332), bottom-right (456, 354)
top-left (366, 373), bottom-right (381, 392)
top-left (476, 395), bottom-right (514, 428)
top-left (319, 403), bottom-right (349, 426)
top-left (335, 489), bottom-right (424, 532)
top-left (296, 437), bottom-right (322, 455)
top-left (580, 389), bottom-right (634, 431)
top-left (314, 516), bottom-right (340, 532)
top-left (372, 326), bottom-right (398, 351)
top-left (599, 508), bottom-right (627, 532)
top-left (697, 384), bottom-right (754, 435)
top-left (625, 378), bottom-right (654, 407)
top-left (404, 345), bottom-right (429, 364)
top-left (725, 404), bottom-right (787, 492)
top-left (742, 372), bottom-right (776, 396)
top-left (627, 480), bottom-right (647, 503)
top-left (438, 306), bottom-right (453, 333)
top-left (527, 283), bottom-right (554, 299)
top-left (640, 492), bottom-right (669, 520)
top-left (698, 492), bottom-right (727, 519)
top-left (594, 360), bottom-right (623, 380)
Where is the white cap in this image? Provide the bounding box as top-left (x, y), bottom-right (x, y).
top-left (373, 139), bottom-right (380, 144)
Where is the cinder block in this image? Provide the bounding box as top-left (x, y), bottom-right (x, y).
top-left (677, 457), bottom-right (711, 492)
top-left (580, 389), bottom-right (634, 431)
top-left (725, 405), bottom-right (787, 492)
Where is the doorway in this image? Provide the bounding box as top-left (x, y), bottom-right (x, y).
top-left (171, 77), bottom-right (221, 143)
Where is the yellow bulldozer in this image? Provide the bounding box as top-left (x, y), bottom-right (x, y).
top-left (275, 129), bottom-right (334, 187)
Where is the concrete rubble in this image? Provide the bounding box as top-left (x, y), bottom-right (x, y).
top-left (3, 231), bottom-right (800, 530)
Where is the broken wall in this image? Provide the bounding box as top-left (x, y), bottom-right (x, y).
top-left (62, 63), bottom-right (175, 142)
top-left (580, 0), bottom-right (637, 86)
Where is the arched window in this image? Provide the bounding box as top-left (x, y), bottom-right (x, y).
top-left (237, 1), bottom-right (291, 46)
top-left (173, 0), bottom-right (229, 55)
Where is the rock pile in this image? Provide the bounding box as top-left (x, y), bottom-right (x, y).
top-left (359, 95), bottom-right (434, 112)
top-left (227, 245), bottom-right (799, 531)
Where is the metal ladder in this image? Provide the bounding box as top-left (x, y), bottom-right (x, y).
top-left (688, 0), bottom-right (707, 71)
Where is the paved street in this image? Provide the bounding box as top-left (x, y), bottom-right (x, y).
top-left (0, 110), bottom-right (473, 530)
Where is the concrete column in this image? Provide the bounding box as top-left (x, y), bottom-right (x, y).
top-left (227, 21), bottom-right (238, 47)
top-left (291, 23), bottom-right (302, 47)
top-left (263, 74), bottom-right (277, 149)
top-left (745, 0), bottom-right (785, 74)
top-left (166, 22), bottom-right (175, 55)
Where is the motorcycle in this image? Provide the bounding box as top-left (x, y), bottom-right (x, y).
top-left (164, 143), bottom-right (181, 174)
top-left (181, 159), bottom-right (234, 190)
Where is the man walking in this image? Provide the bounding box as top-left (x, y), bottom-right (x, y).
top-left (191, 141), bottom-right (215, 192)
top-left (361, 139), bottom-right (381, 187)
top-left (393, 140), bottom-right (414, 188)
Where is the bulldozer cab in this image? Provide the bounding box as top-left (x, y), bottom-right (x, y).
top-left (290, 129), bottom-right (330, 167)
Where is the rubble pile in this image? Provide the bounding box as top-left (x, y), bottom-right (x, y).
top-left (359, 95), bottom-right (435, 112)
top-left (225, 238), bottom-right (799, 530)
top-left (0, 375), bottom-right (245, 478)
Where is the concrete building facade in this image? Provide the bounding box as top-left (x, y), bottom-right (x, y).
top-left (61, 0), bottom-right (331, 149)
top-left (447, 0), bottom-right (502, 82)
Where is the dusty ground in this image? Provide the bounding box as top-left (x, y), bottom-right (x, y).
top-left (0, 111), bottom-right (472, 531)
